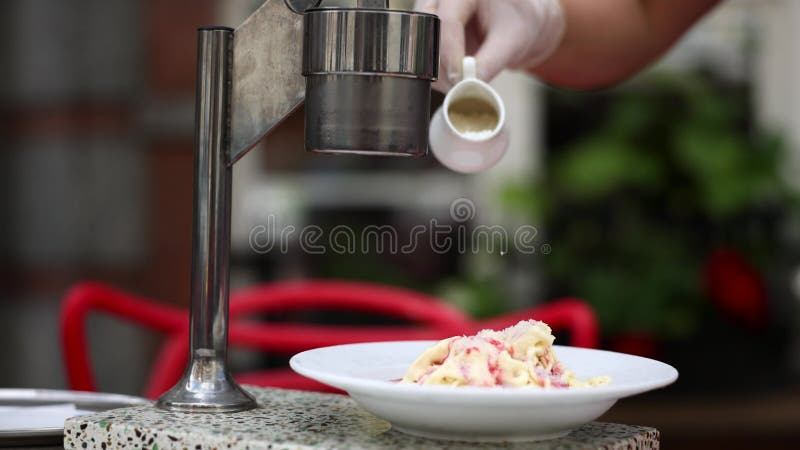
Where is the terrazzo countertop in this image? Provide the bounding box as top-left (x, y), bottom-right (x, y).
top-left (63, 387), bottom-right (659, 450)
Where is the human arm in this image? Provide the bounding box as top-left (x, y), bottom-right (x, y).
top-left (417, 0), bottom-right (721, 90)
top-left (534, 0), bottom-right (721, 88)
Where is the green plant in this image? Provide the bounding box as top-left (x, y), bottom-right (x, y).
top-left (500, 73), bottom-right (793, 339)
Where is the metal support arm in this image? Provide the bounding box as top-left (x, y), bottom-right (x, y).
top-left (155, 0), bottom-right (437, 413)
top-left (156, 0), bottom-right (317, 413)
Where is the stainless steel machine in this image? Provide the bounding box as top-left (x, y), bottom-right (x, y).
top-left (155, 0), bottom-right (439, 412)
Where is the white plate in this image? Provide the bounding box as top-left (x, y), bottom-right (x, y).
top-left (0, 389), bottom-right (149, 446)
top-left (290, 341), bottom-right (678, 442)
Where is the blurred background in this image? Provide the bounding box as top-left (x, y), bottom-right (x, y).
top-left (1, 0), bottom-right (799, 448)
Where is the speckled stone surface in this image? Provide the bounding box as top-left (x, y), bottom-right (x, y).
top-left (63, 387), bottom-right (659, 450)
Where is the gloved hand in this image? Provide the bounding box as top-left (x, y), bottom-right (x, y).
top-left (415, 0), bottom-right (566, 91)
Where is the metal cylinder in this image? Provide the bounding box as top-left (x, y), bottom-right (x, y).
top-left (305, 74), bottom-right (431, 156)
top-left (302, 7), bottom-right (439, 156)
top-left (302, 8), bottom-right (439, 79)
top-left (156, 27), bottom-right (257, 413)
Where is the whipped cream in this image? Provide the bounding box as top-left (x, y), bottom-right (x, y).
top-left (402, 320), bottom-right (610, 388)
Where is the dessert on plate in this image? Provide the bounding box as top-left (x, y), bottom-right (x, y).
top-left (402, 319), bottom-right (610, 388)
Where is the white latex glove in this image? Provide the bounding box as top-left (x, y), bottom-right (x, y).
top-left (416, 0), bottom-right (566, 92)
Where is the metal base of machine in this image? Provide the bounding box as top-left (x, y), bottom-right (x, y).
top-left (155, 358), bottom-right (257, 413)
top-left (156, 390), bottom-right (257, 413)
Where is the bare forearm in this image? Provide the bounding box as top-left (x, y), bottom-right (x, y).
top-left (533, 0), bottom-right (721, 89)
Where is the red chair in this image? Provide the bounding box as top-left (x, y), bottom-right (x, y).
top-left (61, 280), bottom-right (599, 399)
top-left (145, 281), bottom-right (471, 396)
